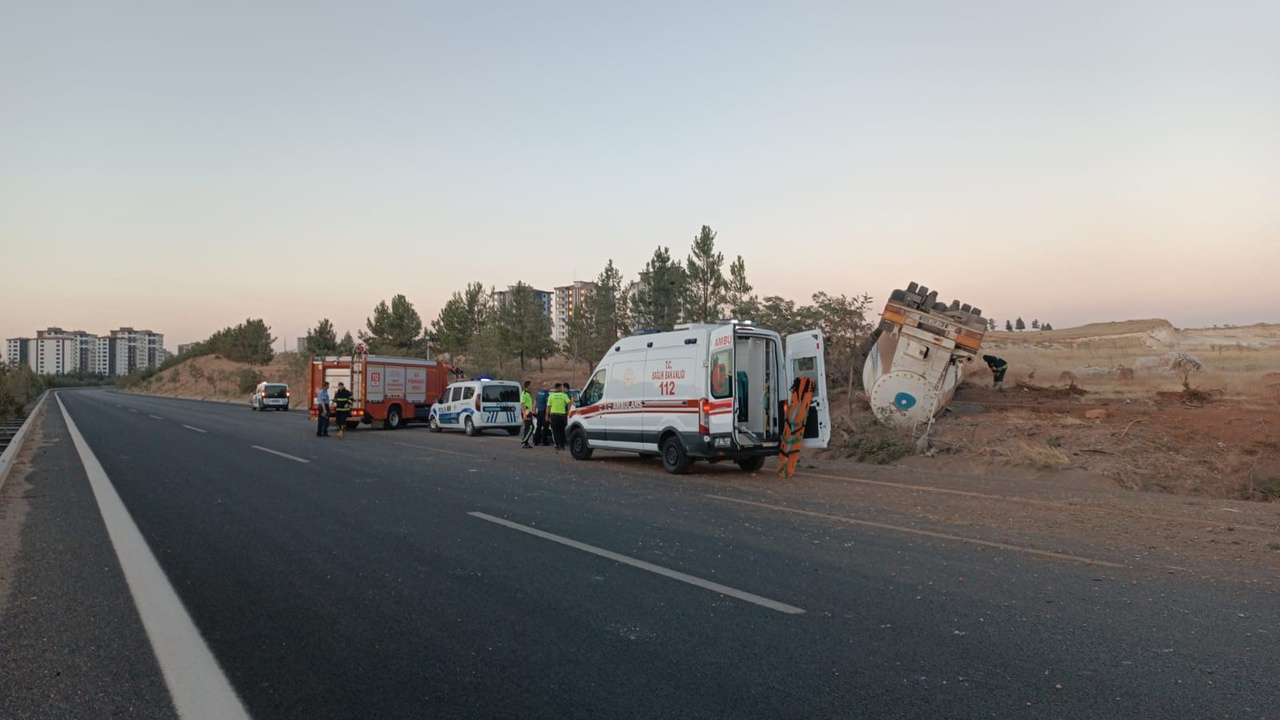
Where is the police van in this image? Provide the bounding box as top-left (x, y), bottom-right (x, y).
top-left (428, 379), bottom-right (523, 436)
top-left (566, 322), bottom-right (830, 474)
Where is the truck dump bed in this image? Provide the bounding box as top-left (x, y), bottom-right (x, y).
top-left (862, 282), bottom-right (987, 429)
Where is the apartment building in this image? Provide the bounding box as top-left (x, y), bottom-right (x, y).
top-left (5, 326), bottom-right (166, 376)
top-left (552, 281), bottom-right (596, 343)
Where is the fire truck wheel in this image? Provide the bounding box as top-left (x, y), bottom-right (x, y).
top-left (569, 429), bottom-right (593, 460)
top-left (661, 436), bottom-right (691, 475)
top-left (735, 456), bottom-right (766, 472)
top-left (384, 406), bottom-right (401, 430)
top-left (464, 416), bottom-right (478, 437)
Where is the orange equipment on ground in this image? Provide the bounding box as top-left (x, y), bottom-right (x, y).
top-left (776, 376), bottom-right (815, 478)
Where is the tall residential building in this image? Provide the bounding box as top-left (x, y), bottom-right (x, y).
top-left (553, 281), bottom-right (596, 343)
top-left (491, 285), bottom-right (553, 319)
top-left (5, 326), bottom-right (166, 376)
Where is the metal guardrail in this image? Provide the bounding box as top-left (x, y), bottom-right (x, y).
top-left (0, 392), bottom-right (49, 493)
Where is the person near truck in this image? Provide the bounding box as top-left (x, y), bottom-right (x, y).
top-left (533, 381), bottom-right (550, 446)
top-left (983, 355), bottom-right (1009, 389)
top-left (520, 380), bottom-right (536, 448)
top-left (333, 382), bottom-right (353, 438)
top-left (546, 382), bottom-right (572, 451)
top-left (315, 381), bottom-right (331, 437)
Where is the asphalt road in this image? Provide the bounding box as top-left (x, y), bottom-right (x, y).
top-left (1, 388), bottom-right (1276, 719)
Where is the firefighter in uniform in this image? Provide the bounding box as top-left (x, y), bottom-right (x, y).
top-left (982, 355), bottom-right (1009, 389)
top-left (333, 382), bottom-right (353, 437)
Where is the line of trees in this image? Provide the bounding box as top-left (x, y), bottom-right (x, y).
top-left (1002, 318), bottom-right (1054, 331)
top-left (288, 224), bottom-right (882, 387)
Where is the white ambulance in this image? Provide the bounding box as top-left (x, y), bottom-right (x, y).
top-left (566, 322), bottom-right (830, 474)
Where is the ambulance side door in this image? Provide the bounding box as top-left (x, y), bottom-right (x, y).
top-left (784, 329), bottom-right (831, 449)
top-left (707, 325), bottom-right (736, 440)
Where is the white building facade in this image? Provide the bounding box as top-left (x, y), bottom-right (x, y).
top-left (5, 326), bottom-right (166, 376)
top-left (553, 281), bottom-right (595, 343)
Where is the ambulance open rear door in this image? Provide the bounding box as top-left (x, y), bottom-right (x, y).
top-left (784, 330), bottom-right (831, 449)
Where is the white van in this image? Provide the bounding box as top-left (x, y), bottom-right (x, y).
top-left (566, 322), bottom-right (830, 473)
top-left (251, 381), bottom-right (291, 411)
top-left (428, 380), bottom-right (523, 436)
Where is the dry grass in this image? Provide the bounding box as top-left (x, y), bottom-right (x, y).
top-left (984, 438), bottom-right (1072, 470)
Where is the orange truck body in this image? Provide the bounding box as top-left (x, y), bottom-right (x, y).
top-left (308, 351), bottom-right (454, 430)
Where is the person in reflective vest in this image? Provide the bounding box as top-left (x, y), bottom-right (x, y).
top-left (546, 383), bottom-right (572, 451)
top-left (520, 380), bottom-right (535, 448)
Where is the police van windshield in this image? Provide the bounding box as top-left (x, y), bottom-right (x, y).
top-left (482, 385), bottom-right (520, 403)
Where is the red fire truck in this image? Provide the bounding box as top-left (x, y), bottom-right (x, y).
top-left (308, 346), bottom-right (455, 430)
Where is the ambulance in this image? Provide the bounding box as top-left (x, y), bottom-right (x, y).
top-left (565, 322), bottom-right (830, 474)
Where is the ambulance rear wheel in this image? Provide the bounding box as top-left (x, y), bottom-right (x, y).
top-left (736, 456), bottom-right (766, 472)
top-left (661, 436), bottom-right (691, 475)
top-left (569, 429), bottom-right (593, 460)
top-left (464, 417), bottom-right (478, 437)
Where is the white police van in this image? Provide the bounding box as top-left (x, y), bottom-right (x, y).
top-left (428, 379), bottom-right (523, 436)
top-left (566, 322), bottom-right (829, 474)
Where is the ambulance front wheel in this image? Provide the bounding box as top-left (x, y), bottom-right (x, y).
top-left (569, 429), bottom-right (593, 460)
top-left (661, 436), bottom-right (691, 475)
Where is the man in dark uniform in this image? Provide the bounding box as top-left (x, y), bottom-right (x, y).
top-left (533, 381), bottom-right (550, 446)
top-left (982, 355), bottom-right (1009, 389)
top-left (333, 382), bottom-right (353, 438)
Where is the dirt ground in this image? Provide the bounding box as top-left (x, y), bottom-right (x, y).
top-left (829, 320), bottom-right (1280, 504)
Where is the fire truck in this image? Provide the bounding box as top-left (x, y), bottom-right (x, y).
top-left (308, 346), bottom-right (455, 430)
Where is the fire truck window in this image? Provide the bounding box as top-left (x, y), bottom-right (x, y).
top-left (710, 349), bottom-right (732, 399)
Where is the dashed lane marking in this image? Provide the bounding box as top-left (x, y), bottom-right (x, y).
top-left (183, 425), bottom-right (208, 434)
top-left (251, 445), bottom-right (309, 464)
top-left (470, 512), bottom-right (805, 615)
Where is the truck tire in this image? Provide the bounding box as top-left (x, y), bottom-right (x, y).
top-left (464, 416), bottom-right (478, 437)
top-left (384, 405), bottom-right (401, 430)
top-left (345, 420), bottom-right (359, 431)
top-left (661, 435), bottom-right (691, 475)
top-left (735, 456), bottom-right (766, 472)
top-left (569, 428), bottom-right (593, 460)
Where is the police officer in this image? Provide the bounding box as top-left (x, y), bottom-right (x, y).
top-left (315, 381), bottom-right (331, 437)
top-left (519, 380), bottom-right (535, 448)
top-left (533, 381), bottom-right (550, 446)
top-left (546, 382), bottom-right (572, 451)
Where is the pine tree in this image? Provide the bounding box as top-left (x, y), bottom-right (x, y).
top-left (633, 246), bottom-right (686, 331)
top-left (726, 255), bottom-right (758, 320)
top-left (305, 319), bottom-right (339, 355)
top-left (361, 295), bottom-right (426, 356)
top-left (1005, 320), bottom-right (1013, 331)
top-left (682, 225), bottom-right (726, 323)
top-left (1015, 317), bottom-right (1026, 331)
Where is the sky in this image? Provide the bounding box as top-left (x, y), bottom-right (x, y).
top-left (3, 0), bottom-right (1278, 351)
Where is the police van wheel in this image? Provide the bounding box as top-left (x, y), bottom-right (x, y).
top-left (429, 416), bottom-right (442, 433)
top-left (464, 417), bottom-right (478, 437)
top-left (661, 436), bottom-right (691, 475)
top-left (569, 429), bottom-right (593, 460)
top-left (735, 456), bottom-right (766, 472)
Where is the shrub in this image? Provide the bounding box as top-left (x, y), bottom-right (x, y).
top-left (237, 367), bottom-right (263, 394)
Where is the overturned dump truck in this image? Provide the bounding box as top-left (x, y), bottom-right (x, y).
top-left (862, 282), bottom-right (987, 429)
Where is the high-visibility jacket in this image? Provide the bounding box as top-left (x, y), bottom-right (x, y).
top-left (547, 391), bottom-right (571, 415)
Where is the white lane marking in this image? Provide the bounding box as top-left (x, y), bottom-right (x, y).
top-left (149, 414), bottom-right (164, 420)
top-left (708, 495), bottom-right (1126, 569)
top-left (251, 445), bottom-right (310, 464)
top-left (56, 394), bottom-right (252, 720)
top-left (470, 512), bottom-right (805, 615)
top-left (183, 425), bottom-right (208, 434)
top-left (130, 409), bottom-right (139, 413)
top-left (393, 442), bottom-right (475, 457)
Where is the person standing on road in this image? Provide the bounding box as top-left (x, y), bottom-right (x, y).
top-left (520, 380), bottom-right (535, 448)
top-left (982, 355), bottom-right (1009, 389)
top-left (315, 381), bottom-right (331, 437)
top-left (333, 382), bottom-right (353, 438)
top-left (533, 381), bottom-right (550, 446)
top-left (546, 382), bottom-right (572, 451)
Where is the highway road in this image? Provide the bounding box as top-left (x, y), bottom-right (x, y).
top-left (1, 388), bottom-right (1276, 719)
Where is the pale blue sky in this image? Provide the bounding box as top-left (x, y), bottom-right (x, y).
top-left (3, 0), bottom-right (1277, 348)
